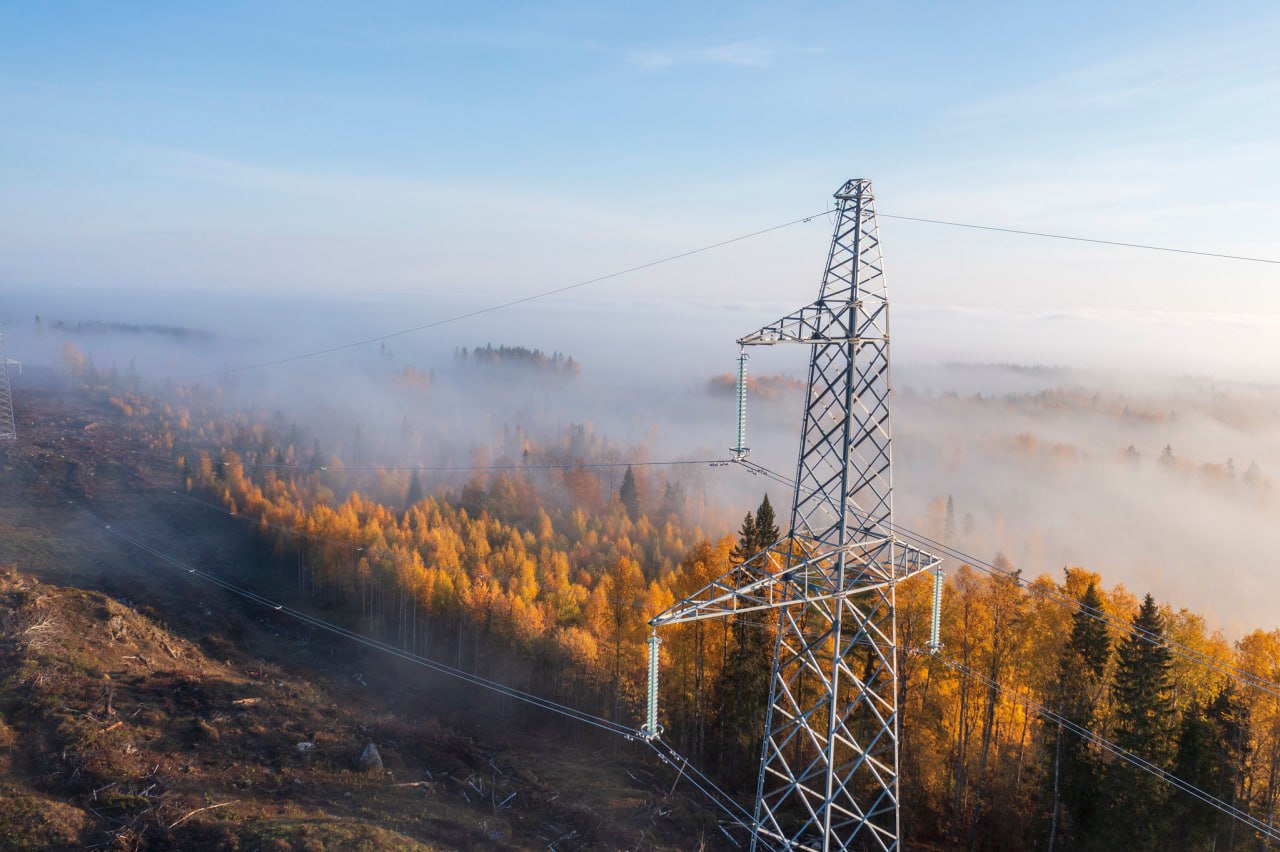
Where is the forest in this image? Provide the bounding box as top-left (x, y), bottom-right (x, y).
top-left (455, 344), bottom-right (581, 377)
top-left (9, 5), bottom-right (1280, 848)
top-left (63, 357), bottom-right (1278, 852)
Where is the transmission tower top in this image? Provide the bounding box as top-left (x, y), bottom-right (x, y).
top-left (833, 177), bottom-right (872, 199)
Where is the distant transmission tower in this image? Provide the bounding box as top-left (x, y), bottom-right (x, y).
top-left (651, 179), bottom-right (938, 850)
top-left (0, 332), bottom-right (16, 442)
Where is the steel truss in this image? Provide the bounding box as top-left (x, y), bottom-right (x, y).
top-left (0, 333), bottom-right (16, 442)
top-left (651, 179), bottom-right (937, 850)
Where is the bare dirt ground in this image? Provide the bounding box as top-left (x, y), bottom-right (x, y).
top-left (0, 382), bottom-right (727, 850)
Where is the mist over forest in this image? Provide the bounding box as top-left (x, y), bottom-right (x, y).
top-left (5, 282), bottom-right (1278, 636)
top-left (7, 3), bottom-right (1280, 847)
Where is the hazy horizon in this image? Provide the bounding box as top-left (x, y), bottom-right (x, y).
top-left (5, 282), bottom-right (1280, 639)
top-left (4, 1), bottom-right (1280, 637)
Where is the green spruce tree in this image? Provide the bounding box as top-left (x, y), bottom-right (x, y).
top-left (1173, 686), bottom-right (1250, 849)
top-left (730, 510), bottom-right (757, 565)
top-left (1044, 581), bottom-right (1111, 850)
top-left (405, 471), bottom-right (424, 508)
top-left (754, 493), bottom-right (780, 548)
top-left (716, 495), bottom-right (780, 789)
top-left (1102, 594), bottom-right (1176, 851)
top-left (619, 465), bottom-right (640, 521)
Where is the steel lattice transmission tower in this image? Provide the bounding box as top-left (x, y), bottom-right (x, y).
top-left (0, 332), bottom-right (16, 442)
top-left (651, 179), bottom-right (938, 850)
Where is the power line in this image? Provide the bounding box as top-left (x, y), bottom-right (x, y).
top-left (167, 474), bottom-right (773, 634)
top-left (99, 441), bottom-right (1280, 703)
top-left (167, 487), bottom-right (366, 552)
top-left (147, 446), bottom-right (1280, 732)
top-left (31, 418), bottom-right (1277, 843)
top-left (178, 204), bottom-right (1277, 383)
top-left (733, 459), bottom-right (1280, 701)
top-left (647, 737), bottom-right (755, 828)
top-left (878, 213), bottom-right (1280, 265)
top-left (57, 446), bottom-right (1264, 846)
top-left (227, 458), bottom-right (731, 473)
top-left (148, 438), bottom-right (1280, 702)
top-left (124, 453), bottom-right (712, 559)
top-left (24, 459), bottom-right (763, 834)
top-left (906, 526), bottom-right (1280, 701)
top-left (23, 461), bottom-right (643, 740)
top-left (103, 446), bottom-right (725, 476)
top-left (116, 448), bottom-right (734, 584)
top-left (742, 457), bottom-right (1280, 699)
top-left (188, 210), bottom-right (830, 379)
top-left (936, 653), bottom-right (1280, 842)
top-left (172, 494), bottom-right (719, 624)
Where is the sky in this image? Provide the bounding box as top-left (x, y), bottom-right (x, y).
top-left (2, 1), bottom-right (1280, 367)
top-left (4, 2), bottom-right (1280, 630)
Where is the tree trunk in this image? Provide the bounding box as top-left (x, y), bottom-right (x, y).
top-left (1048, 723), bottom-right (1062, 852)
top-left (967, 674), bottom-right (999, 851)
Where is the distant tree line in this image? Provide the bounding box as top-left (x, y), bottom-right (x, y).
top-left (455, 344), bottom-right (580, 377)
top-left (48, 319), bottom-right (215, 340)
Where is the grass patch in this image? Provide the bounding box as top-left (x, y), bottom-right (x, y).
top-left (0, 793), bottom-right (92, 849)
top-left (234, 817), bottom-right (443, 851)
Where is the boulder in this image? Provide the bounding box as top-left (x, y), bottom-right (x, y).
top-left (357, 741), bottom-right (383, 773)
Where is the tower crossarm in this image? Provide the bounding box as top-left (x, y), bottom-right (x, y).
top-left (737, 299), bottom-right (887, 347)
top-left (650, 537), bottom-right (938, 628)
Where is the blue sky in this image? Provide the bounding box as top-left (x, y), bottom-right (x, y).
top-left (3, 1), bottom-right (1279, 318)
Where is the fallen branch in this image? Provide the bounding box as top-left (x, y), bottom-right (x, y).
top-left (168, 800), bottom-right (235, 829)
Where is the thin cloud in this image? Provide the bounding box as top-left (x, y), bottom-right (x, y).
top-left (628, 40), bottom-right (775, 69)
top-left (942, 18), bottom-right (1280, 122)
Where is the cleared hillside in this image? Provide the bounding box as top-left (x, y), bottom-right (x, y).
top-left (0, 387), bottom-right (720, 850)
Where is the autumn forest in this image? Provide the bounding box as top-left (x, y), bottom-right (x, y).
top-left (28, 343), bottom-right (1268, 852)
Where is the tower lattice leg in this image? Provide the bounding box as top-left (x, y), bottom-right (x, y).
top-left (0, 333), bottom-right (17, 443)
